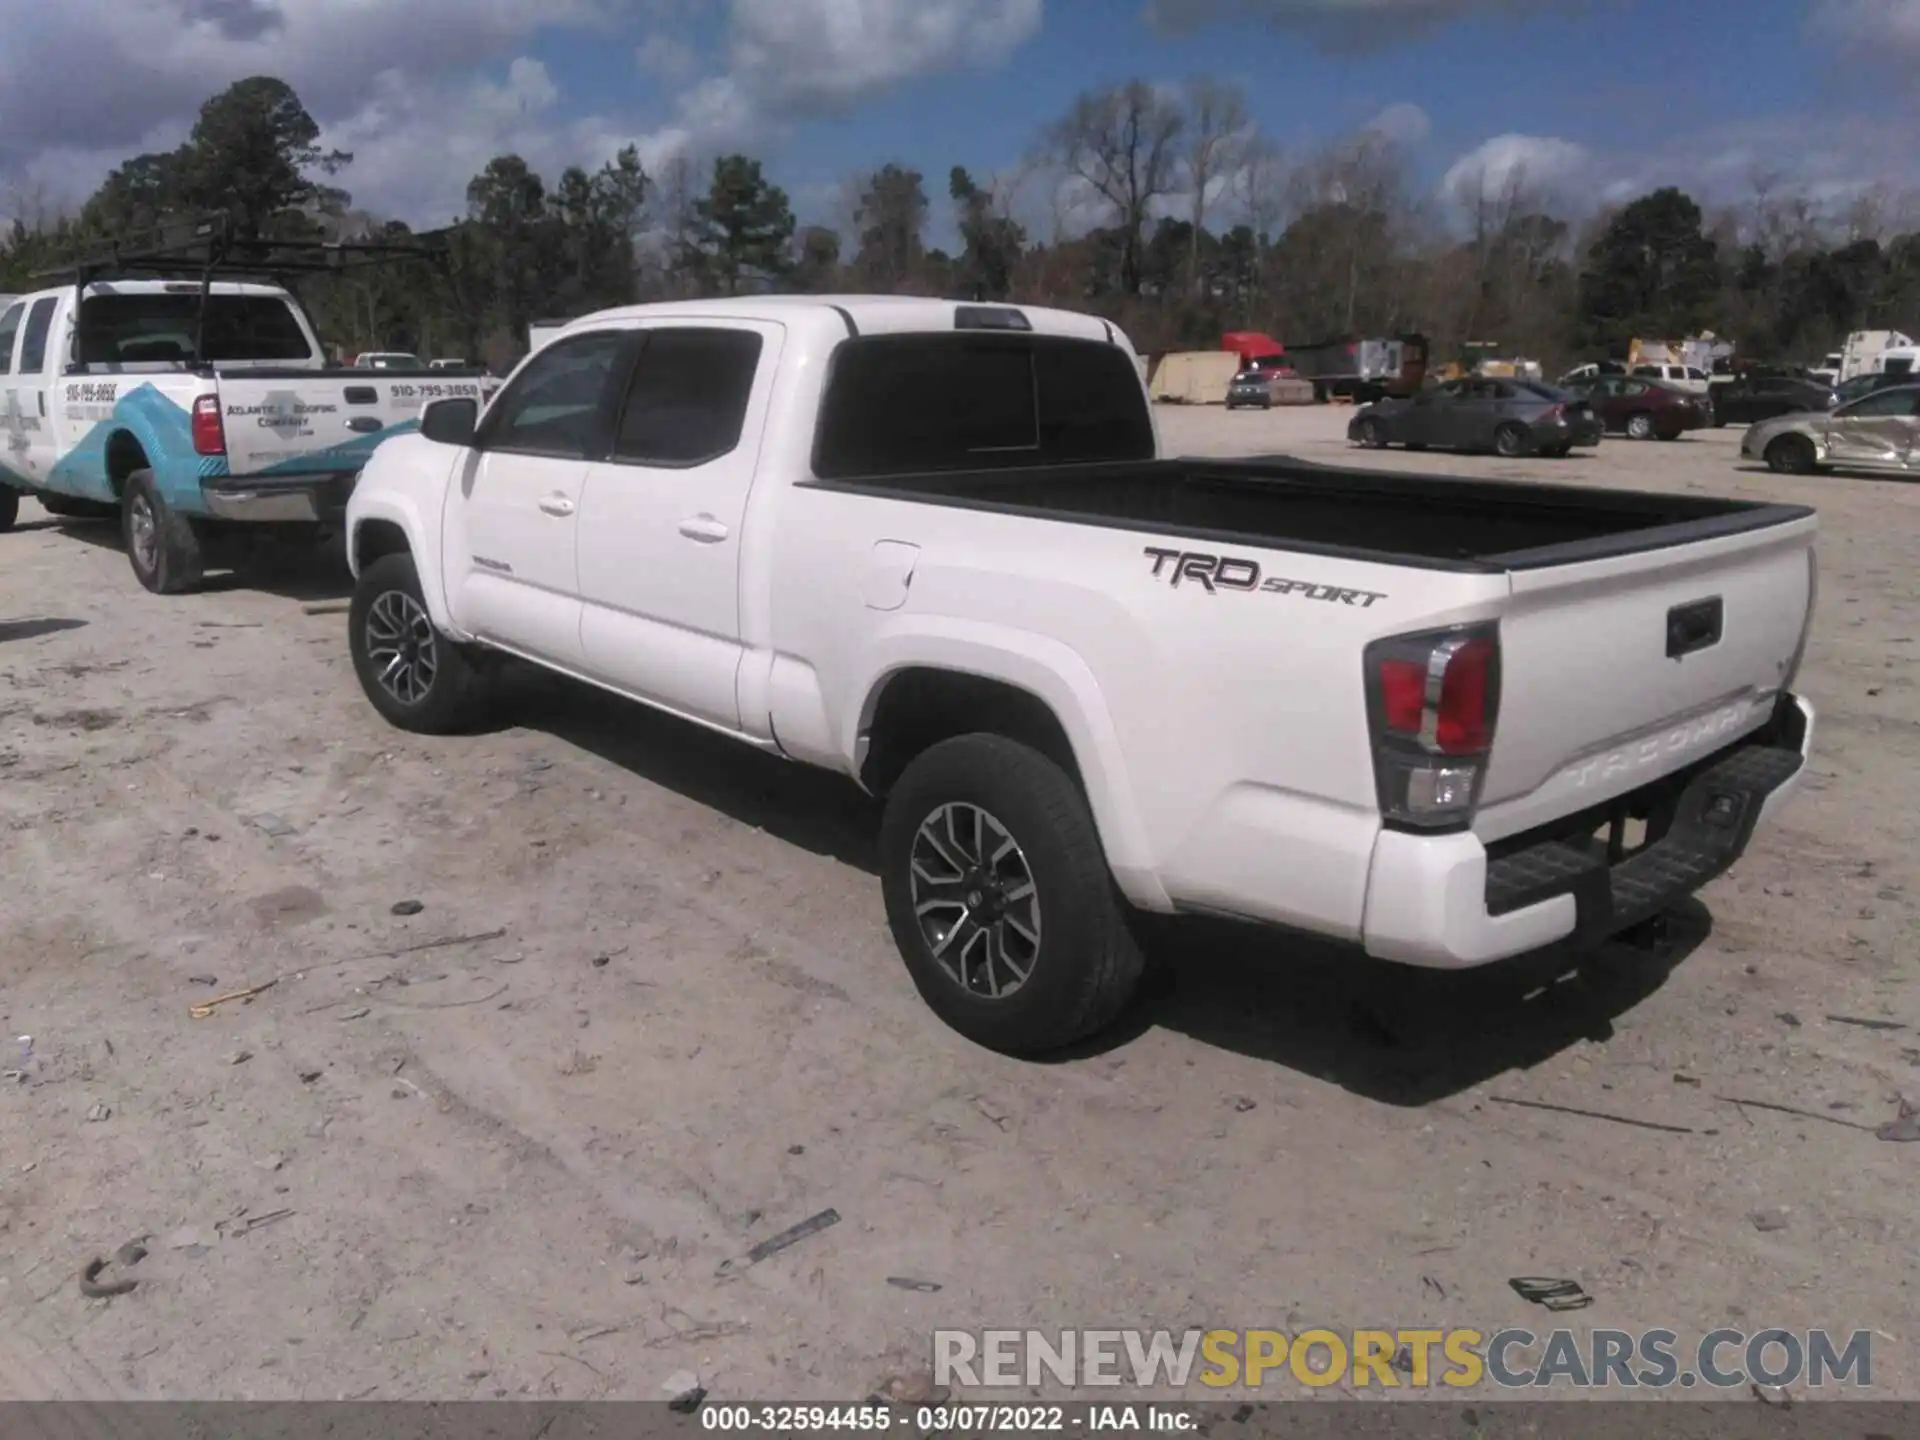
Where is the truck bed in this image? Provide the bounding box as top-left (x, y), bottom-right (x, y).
top-left (804, 456), bottom-right (1812, 571)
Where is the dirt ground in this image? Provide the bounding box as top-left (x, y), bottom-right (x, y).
top-left (0, 407), bottom-right (1914, 1404)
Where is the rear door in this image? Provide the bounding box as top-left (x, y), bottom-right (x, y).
top-left (1476, 518), bottom-right (1817, 840)
top-left (575, 321), bottom-right (781, 728)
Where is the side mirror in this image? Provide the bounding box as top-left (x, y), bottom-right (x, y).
top-left (419, 396), bottom-right (478, 447)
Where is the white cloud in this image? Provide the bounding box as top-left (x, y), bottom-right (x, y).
top-left (1362, 101), bottom-right (1431, 147)
top-left (1808, 0), bottom-right (1920, 59)
top-left (1437, 115), bottom-right (1920, 230)
top-left (636, 33), bottom-right (701, 84)
top-left (1440, 133), bottom-right (1590, 206)
top-left (0, 0), bottom-right (1047, 229)
top-left (723, 0), bottom-right (1043, 117)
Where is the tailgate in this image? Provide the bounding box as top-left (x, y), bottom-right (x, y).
top-left (1475, 515), bottom-right (1816, 842)
top-left (219, 373), bottom-right (484, 474)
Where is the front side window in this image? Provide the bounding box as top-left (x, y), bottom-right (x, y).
top-left (483, 330), bottom-right (627, 458)
top-left (18, 298), bottom-right (58, 373)
top-left (0, 303), bottom-right (24, 376)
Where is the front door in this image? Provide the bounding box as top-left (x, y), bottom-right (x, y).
top-left (0, 300), bottom-right (26, 488)
top-left (1401, 381), bottom-right (1459, 446)
top-left (9, 296), bottom-right (58, 484)
top-left (442, 329), bottom-right (628, 668)
top-left (575, 321), bottom-right (782, 729)
top-left (1827, 387), bottom-right (1920, 470)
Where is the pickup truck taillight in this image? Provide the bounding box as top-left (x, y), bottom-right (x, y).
top-left (191, 395), bottom-right (226, 456)
top-left (1363, 624), bottom-right (1500, 829)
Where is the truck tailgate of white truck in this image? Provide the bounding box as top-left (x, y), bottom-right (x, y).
top-left (218, 370), bottom-right (487, 474)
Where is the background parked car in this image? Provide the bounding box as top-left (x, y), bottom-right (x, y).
top-left (1832, 370), bottom-right (1913, 407)
top-left (1563, 374), bottom-right (1711, 439)
top-left (1710, 372), bottom-right (1836, 427)
top-left (1741, 382), bottom-right (1920, 475)
top-left (1558, 360), bottom-right (1626, 385)
top-left (1631, 362), bottom-right (1712, 396)
top-left (1348, 376), bottom-right (1595, 456)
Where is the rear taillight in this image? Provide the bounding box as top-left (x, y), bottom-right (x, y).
top-left (1543, 403), bottom-right (1564, 421)
top-left (1364, 624), bottom-right (1501, 829)
top-left (191, 395), bottom-right (225, 456)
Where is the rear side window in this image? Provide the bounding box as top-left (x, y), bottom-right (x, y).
top-left (812, 334), bottom-right (1153, 479)
top-left (611, 328), bottom-right (763, 467)
top-left (18, 298), bottom-right (58, 372)
top-left (0, 303), bottom-right (22, 375)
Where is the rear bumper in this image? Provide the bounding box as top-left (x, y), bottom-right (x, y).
top-left (1361, 692), bottom-right (1813, 968)
top-left (200, 470), bottom-right (358, 524)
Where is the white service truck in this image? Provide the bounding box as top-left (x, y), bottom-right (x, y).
top-left (0, 223), bottom-right (492, 592)
top-left (342, 296), bottom-right (1819, 1055)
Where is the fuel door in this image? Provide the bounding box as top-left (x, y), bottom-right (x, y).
top-left (862, 540), bottom-right (920, 612)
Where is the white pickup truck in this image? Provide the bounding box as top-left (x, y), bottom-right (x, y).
top-left (0, 278), bottom-right (490, 592)
top-left (342, 296), bottom-right (1818, 1055)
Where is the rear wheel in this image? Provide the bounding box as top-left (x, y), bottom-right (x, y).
top-left (123, 470), bottom-right (204, 594)
top-left (1355, 417), bottom-right (1388, 449)
top-left (1625, 412), bottom-right (1655, 440)
top-left (1493, 423), bottom-right (1530, 458)
top-left (1765, 434), bottom-right (1819, 475)
top-left (0, 488), bottom-right (17, 534)
top-left (879, 734), bottom-right (1145, 1056)
top-left (349, 551), bottom-right (487, 734)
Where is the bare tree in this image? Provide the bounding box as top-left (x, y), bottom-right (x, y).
top-left (1180, 77), bottom-right (1250, 295)
top-left (1044, 80), bottom-right (1184, 295)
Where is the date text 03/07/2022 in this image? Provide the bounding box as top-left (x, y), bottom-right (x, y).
top-left (697, 1404), bottom-right (1193, 1433)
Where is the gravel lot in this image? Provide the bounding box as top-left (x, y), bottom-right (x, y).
top-left (0, 406), bottom-right (1914, 1402)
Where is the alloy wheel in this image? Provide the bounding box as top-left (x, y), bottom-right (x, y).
top-left (908, 801), bottom-right (1042, 1000)
top-left (363, 589), bottom-right (439, 706)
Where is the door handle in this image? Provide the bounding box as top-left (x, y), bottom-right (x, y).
top-left (537, 493), bottom-right (576, 517)
top-left (678, 515), bottom-right (729, 543)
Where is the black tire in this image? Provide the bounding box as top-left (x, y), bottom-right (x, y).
top-left (1355, 417), bottom-right (1388, 449)
top-left (1765, 434), bottom-right (1819, 475)
top-left (1625, 412), bottom-right (1655, 440)
top-left (879, 734), bottom-right (1145, 1056)
top-left (348, 551), bottom-right (486, 734)
top-left (1493, 423), bottom-right (1530, 457)
top-left (123, 470), bottom-right (204, 594)
top-left (0, 488), bottom-right (17, 533)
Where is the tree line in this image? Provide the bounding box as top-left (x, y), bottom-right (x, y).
top-left (3, 75), bottom-right (1915, 374)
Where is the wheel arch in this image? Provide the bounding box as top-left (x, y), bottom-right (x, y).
top-left (346, 491), bottom-right (461, 636)
top-left (847, 631), bottom-right (1169, 911)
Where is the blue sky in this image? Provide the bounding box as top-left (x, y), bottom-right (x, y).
top-left (1, 0), bottom-right (1913, 241)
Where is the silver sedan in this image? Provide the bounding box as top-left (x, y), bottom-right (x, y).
top-left (1742, 382), bottom-right (1920, 474)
